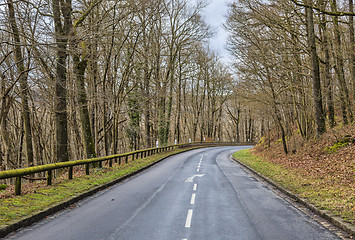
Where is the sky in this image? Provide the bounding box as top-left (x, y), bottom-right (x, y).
top-left (200, 0), bottom-right (234, 65)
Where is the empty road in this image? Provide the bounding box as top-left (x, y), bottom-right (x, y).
top-left (5, 146), bottom-right (341, 240)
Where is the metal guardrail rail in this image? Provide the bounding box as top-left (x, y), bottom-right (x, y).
top-left (0, 142), bottom-right (248, 195)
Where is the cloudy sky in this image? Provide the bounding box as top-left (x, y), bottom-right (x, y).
top-left (200, 0), bottom-right (234, 65)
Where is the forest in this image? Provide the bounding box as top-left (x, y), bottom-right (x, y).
top-left (225, 0), bottom-right (354, 154)
top-left (0, 0), bottom-right (354, 171)
top-left (1, 0), bottom-right (248, 171)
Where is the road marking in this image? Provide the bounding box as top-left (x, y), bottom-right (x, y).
top-left (185, 209), bottom-right (193, 228)
top-left (193, 184), bottom-right (197, 191)
top-left (190, 193), bottom-right (196, 204)
top-left (184, 174), bottom-right (205, 182)
top-left (197, 168), bottom-right (200, 172)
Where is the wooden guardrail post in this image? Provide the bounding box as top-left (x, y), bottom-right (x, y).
top-left (15, 176), bottom-right (21, 195)
top-left (109, 158), bottom-right (113, 167)
top-left (47, 170), bottom-right (53, 186)
top-left (118, 156), bottom-right (121, 165)
top-left (125, 155), bottom-right (128, 164)
top-left (86, 164), bottom-right (90, 175)
top-left (47, 170), bottom-right (52, 185)
top-left (69, 166), bottom-right (73, 179)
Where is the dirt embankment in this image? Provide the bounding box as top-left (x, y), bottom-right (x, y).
top-left (253, 124), bottom-right (355, 223)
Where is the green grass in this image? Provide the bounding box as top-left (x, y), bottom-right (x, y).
top-left (0, 148), bottom-right (193, 227)
top-left (233, 149), bottom-right (354, 224)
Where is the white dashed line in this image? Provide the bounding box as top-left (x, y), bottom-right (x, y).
top-left (185, 209), bottom-right (193, 228)
top-left (190, 194), bottom-right (196, 204)
top-left (193, 184), bottom-right (197, 191)
top-left (197, 168), bottom-right (200, 172)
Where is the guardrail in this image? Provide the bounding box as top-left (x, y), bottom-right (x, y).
top-left (0, 142), bottom-right (248, 195)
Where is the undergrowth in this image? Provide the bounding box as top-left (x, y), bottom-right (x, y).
top-left (233, 148), bottom-right (354, 224)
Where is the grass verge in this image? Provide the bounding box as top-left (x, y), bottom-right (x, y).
top-left (0, 147), bottom-right (194, 227)
top-left (233, 149), bottom-right (354, 224)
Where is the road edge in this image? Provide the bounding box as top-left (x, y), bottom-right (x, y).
top-left (231, 156), bottom-right (355, 237)
top-left (0, 147), bottom-right (208, 238)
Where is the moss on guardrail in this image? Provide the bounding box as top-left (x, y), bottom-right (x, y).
top-left (0, 142), bottom-right (247, 195)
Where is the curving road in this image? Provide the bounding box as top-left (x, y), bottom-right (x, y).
top-left (5, 146), bottom-right (341, 240)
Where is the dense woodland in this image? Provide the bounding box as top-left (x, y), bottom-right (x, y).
top-left (0, 0), bottom-right (255, 171)
top-left (225, 0), bottom-right (354, 154)
top-left (0, 0), bottom-right (354, 171)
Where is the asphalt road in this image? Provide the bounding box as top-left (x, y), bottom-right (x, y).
top-left (5, 146), bottom-right (341, 240)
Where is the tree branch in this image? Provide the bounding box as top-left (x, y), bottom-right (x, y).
top-left (73, 0), bottom-right (102, 28)
top-left (291, 0), bottom-right (355, 16)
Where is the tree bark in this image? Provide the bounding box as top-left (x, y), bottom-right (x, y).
top-left (349, 0), bottom-right (355, 109)
top-left (52, 0), bottom-right (71, 162)
top-left (7, 0), bottom-right (34, 166)
top-left (305, 2), bottom-right (326, 136)
top-left (319, 3), bottom-right (335, 128)
top-left (330, 0), bottom-right (352, 124)
top-left (74, 55), bottom-right (97, 159)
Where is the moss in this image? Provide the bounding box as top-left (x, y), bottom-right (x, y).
top-left (0, 184), bottom-right (6, 191)
top-left (324, 135), bottom-right (352, 153)
top-left (258, 136), bottom-right (265, 144)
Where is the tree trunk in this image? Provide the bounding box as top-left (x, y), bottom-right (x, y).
top-left (305, 3), bottom-right (326, 136)
top-left (52, 0), bottom-right (71, 162)
top-left (330, 0), bottom-right (352, 124)
top-left (74, 55), bottom-right (97, 159)
top-left (7, 0), bottom-right (34, 166)
top-left (349, 0), bottom-right (355, 109)
top-left (319, 6), bottom-right (335, 128)
top-left (176, 55), bottom-right (182, 144)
